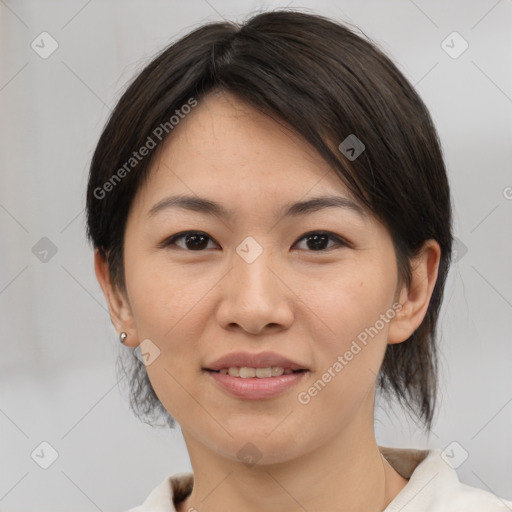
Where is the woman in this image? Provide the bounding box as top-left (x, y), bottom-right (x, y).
top-left (86, 9), bottom-right (511, 511)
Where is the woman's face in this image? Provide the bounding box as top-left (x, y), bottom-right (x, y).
top-left (120, 91), bottom-right (409, 465)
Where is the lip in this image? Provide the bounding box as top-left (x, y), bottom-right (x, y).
top-left (205, 369), bottom-right (309, 400)
top-left (204, 351), bottom-right (308, 372)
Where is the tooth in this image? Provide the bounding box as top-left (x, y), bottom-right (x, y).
top-left (256, 367), bottom-right (272, 378)
top-left (239, 367), bottom-right (256, 378)
top-left (219, 366), bottom-right (292, 377)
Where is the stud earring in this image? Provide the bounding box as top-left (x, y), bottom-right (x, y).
top-left (119, 332), bottom-right (128, 344)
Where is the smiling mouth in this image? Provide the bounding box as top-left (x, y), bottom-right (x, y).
top-left (206, 367), bottom-right (307, 378)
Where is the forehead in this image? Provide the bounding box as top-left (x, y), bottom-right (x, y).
top-left (134, 91), bottom-right (366, 220)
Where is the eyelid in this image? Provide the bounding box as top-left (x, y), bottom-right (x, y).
top-left (157, 230), bottom-right (217, 250)
top-left (158, 230), bottom-right (350, 251)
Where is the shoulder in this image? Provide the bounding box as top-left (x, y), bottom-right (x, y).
top-left (124, 472), bottom-right (193, 512)
top-left (381, 446), bottom-right (512, 511)
top-left (447, 480), bottom-right (512, 510)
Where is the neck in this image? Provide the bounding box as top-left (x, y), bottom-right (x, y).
top-left (177, 418), bottom-right (408, 512)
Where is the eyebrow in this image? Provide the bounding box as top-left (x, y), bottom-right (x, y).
top-left (147, 194), bottom-right (368, 222)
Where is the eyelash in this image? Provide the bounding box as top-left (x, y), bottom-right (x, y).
top-left (159, 230), bottom-right (349, 252)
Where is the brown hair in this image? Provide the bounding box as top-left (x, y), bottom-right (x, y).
top-left (86, 9), bottom-right (453, 431)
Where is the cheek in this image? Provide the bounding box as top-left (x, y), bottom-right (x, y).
top-left (300, 261), bottom-right (393, 344)
top-left (125, 250), bottom-right (214, 343)
top-left (297, 265), bottom-right (394, 408)
top-left (294, 294), bottom-right (392, 438)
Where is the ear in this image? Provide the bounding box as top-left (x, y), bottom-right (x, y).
top-left (94, 249), bottom-right (139, 347)
top-left (387, 239), bottom-right (441, 345)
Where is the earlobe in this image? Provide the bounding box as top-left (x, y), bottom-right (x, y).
top-left (387, 239), bottom-right (441, 345)
top-left (94, 249), bottom-right (138, 346)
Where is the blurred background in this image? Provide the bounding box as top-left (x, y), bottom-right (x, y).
top-left (0, 0), bottom-right (511, 510)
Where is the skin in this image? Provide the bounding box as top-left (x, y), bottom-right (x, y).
top-left (95, 90), bottom-right (441, 511)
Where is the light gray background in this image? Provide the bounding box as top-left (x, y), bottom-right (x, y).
top-left (0, 0), bottom-right (511, 510)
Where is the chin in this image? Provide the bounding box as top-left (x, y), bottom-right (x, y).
top-left (215, 432), bottom-right (306, 467)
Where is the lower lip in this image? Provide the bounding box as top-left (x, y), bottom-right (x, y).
top-left (205, 370), bottom-right (309, 400)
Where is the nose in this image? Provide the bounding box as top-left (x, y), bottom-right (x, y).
top-left (215, 245), bottom-right (294, 335)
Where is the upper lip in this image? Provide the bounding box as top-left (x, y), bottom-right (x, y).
top-left (204, 351), bottom-right (308, 371)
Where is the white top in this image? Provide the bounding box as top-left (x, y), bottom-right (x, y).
top-left (126, 446), bottom-right (512, 511)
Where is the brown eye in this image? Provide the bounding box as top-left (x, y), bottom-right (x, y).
top-left (294, 231), bottom-right (346, 251)
top-left (159, 230), bottom-right (347, 252)
top-left (161, 231), bottom-right (218, 251)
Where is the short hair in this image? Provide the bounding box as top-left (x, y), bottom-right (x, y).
top-left (86, 9), bottom-right (453, 432)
